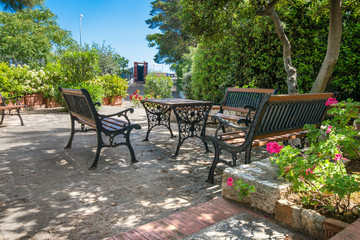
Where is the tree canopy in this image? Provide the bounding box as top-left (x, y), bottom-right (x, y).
top-left (0, 0), bottom-right (42, 11)
top-left (0, 5), bottom-right (75, 67)
top-left (146, 0), bottom-right (194, 68)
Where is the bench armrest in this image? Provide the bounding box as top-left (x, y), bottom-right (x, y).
top-left (94, 102), bottom-right (101, 107)
top-left (212, 115), bottom-right (249, 138)
top-left (100, 108), bottom-right (135, 124)
top-left (1, 95), bottom-right (24, 105)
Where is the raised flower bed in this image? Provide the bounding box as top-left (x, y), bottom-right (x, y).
top-left (223, 97), bottom-right (360, 239)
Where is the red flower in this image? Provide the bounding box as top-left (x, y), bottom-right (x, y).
top-left (130, 95), bottom-right (133, 100)
top-left (227, 177), bottom-right (233, 186)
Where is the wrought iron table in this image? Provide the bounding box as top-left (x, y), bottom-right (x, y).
top-left (141, 98), bottom-right (213, 156)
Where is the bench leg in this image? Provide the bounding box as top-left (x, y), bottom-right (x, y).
top-left (65, 117), bottom-right (76, 149)
top-left (89, 131), bottom-right (104, 170)
top-left (16, 108), bottom-right (25, 126)
top-left (125, 130), bottom-right (139, 164)
top-left (206, 142), bottom-right (220, 184)
top-left (0, 110), bottom-right (4, 125)
top-left (245, 145), bottom-right (252, 164)
top-left (300, 137), bottom-right (306, 149)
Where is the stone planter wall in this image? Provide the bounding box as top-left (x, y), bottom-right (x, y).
top-left (222, 158), bottom-right (351, 240)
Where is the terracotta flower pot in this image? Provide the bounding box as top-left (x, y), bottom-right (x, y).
top-left (25, 94), bottom-right (43, 106)
top-left (110, 96), bottom-right (123, 106)
top-left (44, 98), bottom-right (61, 108)
top-left (102, 97), bottom-right (110, 105)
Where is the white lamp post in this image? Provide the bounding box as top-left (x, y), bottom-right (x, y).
top-left (80, 14), bottom-right (83, 47)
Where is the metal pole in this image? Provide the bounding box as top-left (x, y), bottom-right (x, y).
top-left (80, 14), bottom-right (83, 47)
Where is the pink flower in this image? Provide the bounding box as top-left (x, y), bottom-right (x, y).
top-left (135, 94), bottom-right (138, 99)
top-left (139, 96), bottom-right (142, 100)
top-left (326, 126), bottom-right (332, 133)
top-left (130, 95), bottom-right (133, 100)
top-left (306, 168), bottom-right (314, 176)
top-left (325, 97), bottom-right (338, 106)
top-left (133, 92), bottom-right (136, 95)
top-left (300, 175), bottom-right (305, 180)
top-left (266, 142), bottom-right (283, 154)
top-left (334, 153), bottom-right (341, 161)
top-left (11, 92), bottom-right (14, 95)
top-left (227, 177), bottom-right (233, 186)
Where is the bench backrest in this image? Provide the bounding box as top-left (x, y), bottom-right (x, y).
top-left (222, 87), bottom-right (276, 112)
top-left (253, 93), bottom-right (335, 137)
top-left (59, 88), bottom-right (98, 127)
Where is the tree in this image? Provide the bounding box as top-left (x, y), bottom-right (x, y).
top-left (0, 6), bottom-right (75, 67)
top-left (60, 49), bottom-right (100, 84)
top-left (146, 0), bottom-right (194, 68)
top-left (0, 0), bottom-right (42, 11)
top-left (180, 0), bottom-right (344, 94)
top-left (85, 42), bottom-right (129, 76)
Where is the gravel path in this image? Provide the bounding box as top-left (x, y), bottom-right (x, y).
top-left (0, 89), bottom-right (270, 239)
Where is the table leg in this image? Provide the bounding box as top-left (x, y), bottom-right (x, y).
top-left (142, 102), bottom-right (175, 141)
top-left (172, 104), bottom-right (212, 156)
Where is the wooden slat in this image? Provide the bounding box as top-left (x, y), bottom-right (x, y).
top-left (221, 106), bottom-right (249, 113)
top-left (221, 130), bottom-right (308, 147)
top-left (0, 105), bottom-right (26, 110)
top-left (101, 118), bottom-right (128, 131)
top-left (209, 113), bottom-right (245, 122)
top-left (226, 87), bottom-right (275, 94)
top-left (77, 118), bottom-right (96, 129)
top-left (269, 93), bottom-right (334, 102)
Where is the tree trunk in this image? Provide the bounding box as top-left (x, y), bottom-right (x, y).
top-left (311, 0), bottom-right (343, 93)
top-left (267, 7), bottom-right (298, 94)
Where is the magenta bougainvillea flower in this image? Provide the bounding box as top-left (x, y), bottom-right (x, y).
top-left (326, 126), bottom-right (332, 133)
top-left (325, 97), bottom-right (338, 106)
top-left (334, 153), bottom-right (341, 161)
top-left (266, 141), bottom-right (284, 154)
top-left (305, 168), bottom-right (314, 175)
top-left (227, 177), bottom-right (233, 186)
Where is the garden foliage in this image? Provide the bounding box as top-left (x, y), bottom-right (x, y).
top-left (144, 74), bottom-right (173, 99)
top-left (269, 98), bottom-right (360, 219)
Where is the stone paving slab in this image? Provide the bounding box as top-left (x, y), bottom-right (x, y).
top-left (184, 212), bottom-right (310, 240)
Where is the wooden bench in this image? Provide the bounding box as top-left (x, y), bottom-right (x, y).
top-left (203, 92), bottom-right (335, 183)
top-left (0, 92), bottom-right (27, 126)
top-left (59, 87), bottom-right (141, 169)
top-left (209, 87), bottom-right (276, 124)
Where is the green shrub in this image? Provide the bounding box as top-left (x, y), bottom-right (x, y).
top-left (268, 98), bottom-right (360, 219)
top-left (60, 49), bottom-right (100, 84)
top-left (144, 74), bottom-right (173, 98)
top-left (55, 81), bottom-right (105, 110)
top-left (92, 74), bottom-right (128, 98)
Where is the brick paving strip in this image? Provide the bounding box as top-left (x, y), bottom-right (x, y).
top-left (330, 218), bottom-right (360, 240)
top-left (107, 197), bottom-right (272, 240)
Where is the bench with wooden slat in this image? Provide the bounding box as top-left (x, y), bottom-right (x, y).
top-left (0, 92), bottom-right (27, 126)
top-left (59, 87), bottom-right (141, 169)
top-left (203, 92), bottom-right (335, 183)
top-left (208, 87), bottom-right (276, 124)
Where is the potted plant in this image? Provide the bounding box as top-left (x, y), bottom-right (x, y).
top-left (97, 74), bottom-right (128, 106)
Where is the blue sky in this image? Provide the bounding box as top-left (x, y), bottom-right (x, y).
top-left (45, 0), bottom-right (172, 73)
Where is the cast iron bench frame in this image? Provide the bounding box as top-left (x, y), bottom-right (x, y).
top-left (59, 87), bottom-right (141, 169)
top-left (209, 87), bottom-right (276, 124)
top-left (0, 92), bottom-right (27, 126)
top-left (204, 92), bottom-right (335, 183)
